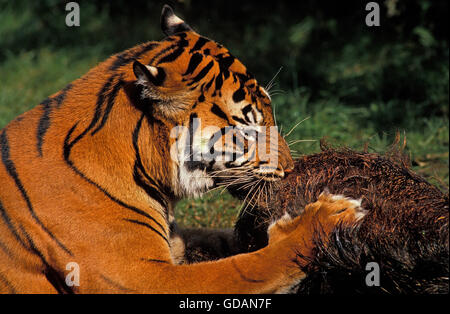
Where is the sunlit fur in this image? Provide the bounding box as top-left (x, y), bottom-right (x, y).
top-left (0, 5), bottom-right (362, 293)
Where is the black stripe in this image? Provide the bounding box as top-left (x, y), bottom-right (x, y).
top-left (158, 46), bottom-right (185, 64)
top-left (67, 75), bottom-right (116, 146)
top-left (54, 83), bottom-right (73, 108)
top-left (133, 164), bottom-right (168, 214)
top-left (132, 115), bottom-right (170, 213)
top-left (187, 61), bottom-right (214, 86)
top-left (211, 103), bottom-right (231, 124)
top-left (109, 52), bottom-right (132, 72)
top-left (222, 150), bottom-right (241, 163)
top-left (231, 258), bottom-right (265, 283)
top-left (185, 160), bottom-right (208, 171)
top-left (232, 73), bottom-right (238, 83)
top-left (242, 104), bottom-right (255, 123)
top-left (183, 53), bottom-right (203, 76)
top-left (36, 98), bottom-right (53, 157)
top-left (124, 219), bottom-right (170, 246)
top-left (204, 75), bottom-right (215, 92)
top-left (231, 115), bottom-right (249, 125)
top-left (100, 274), bottom-right (134, 292)
top-left (214, 73), bottom-right (224, 93)
top-left (140, 258), bottom-right (170, 264)
top-left (190, 36), bottom-right (209, 53)
top-left (91, 77), bottom-right (123, 136)
top-left (223, 70), bottom-right (230, 80)
top-left (232, 88), bottom-right (246, 103)
top-left (1, 196), bottom-right (70, 286)
top-left (44, 266), bottom-right (74, 294)
top-left (151, 33), bottom-right (189, 65)
top-left (207, 127), bottom-right (232, 155)
top-left (17, 223), bottom-right (74, 294)
top-left (109, 42), bottom-right (157, 71)
top-left (235, 72), bottom-right (252, 83)
top-left (217, 54), bottom-right (235, 71)
top-left (0, 200), bottom-right (29, 251)
top-left (149, 44), bottom-right (178, 65)
top-left (63, 124), bottom-right (168, 238)
top-left (1, 131), bottom-right (72, 255)
top-left (186, 113), bottom-right (199, 161)
top-left (36, 84), bottom-right (72, 157)
top-left (0, 273), bottom-right (16, 293)
top-left (95, 76), bottom-right (116, 116)
top-left (242, 104), bottom-right (252, 116)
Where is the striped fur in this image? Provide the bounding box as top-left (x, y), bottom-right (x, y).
top-left (0, 5), bottom-right (363, 293)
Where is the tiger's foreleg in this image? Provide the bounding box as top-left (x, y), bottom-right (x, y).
top-left (83, 192), bottom-right (365, 293)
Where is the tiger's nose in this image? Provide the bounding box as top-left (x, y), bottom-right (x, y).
top-left (273, 167), bottom-right (286, 178)
top-left (273, 164), bottom-right (293, 179)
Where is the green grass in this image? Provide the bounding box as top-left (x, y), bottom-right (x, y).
top-left (1, 1), bottom-right (448, 229)
top-left (176, 191), bottom-right (242, 229)
top-left (0, 48), bottom-right (104, 126)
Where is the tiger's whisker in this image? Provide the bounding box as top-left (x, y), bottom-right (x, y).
top-left (283, 116), bottom-right (311, 139)
top-left (288, 139), bottom-right (316, 146)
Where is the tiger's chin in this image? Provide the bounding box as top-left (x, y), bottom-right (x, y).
top-left (176, 162), bottom-right (215, 198)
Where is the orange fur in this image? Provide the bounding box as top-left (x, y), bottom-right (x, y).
top-left (0, 5), bottom-right (362, 293)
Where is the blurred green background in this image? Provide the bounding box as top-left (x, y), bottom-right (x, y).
top-left (0, 0), bottom-right (448, 228)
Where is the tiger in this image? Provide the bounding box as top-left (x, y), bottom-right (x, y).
top-left (0, 5), bottom-right (365, 293)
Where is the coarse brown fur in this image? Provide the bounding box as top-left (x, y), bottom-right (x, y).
top-left (0, 6), bottom-right (364, 293)
top-left (231, 145), bottom-right (449, 294)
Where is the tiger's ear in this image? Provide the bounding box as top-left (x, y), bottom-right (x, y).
top-left (160, 4), bottom-right (192, 36)
top-left (132, 59), bottom-right (190, 118)
top-left (133, 60), bottom-right (166, 86)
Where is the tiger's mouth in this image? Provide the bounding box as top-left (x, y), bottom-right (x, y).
top-left (253, 165), bottom-right (287, 181)
top-left (206, 154), bottom-right (294, 206)
top-left (218, 170), bottom-right (281, 209)
top-left (209, 164), bottom-right (285, 194)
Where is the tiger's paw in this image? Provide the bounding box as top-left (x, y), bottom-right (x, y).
top-left (262, 191), bottom-right (366, 293)
top-left (314, 190), bottom-right (366, 223)
top-left (297, 190), bottom-right (366, 243)
top-left (267, 191), bottom-right (366, 245)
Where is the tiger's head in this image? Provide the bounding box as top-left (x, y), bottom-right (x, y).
top-left (132, 5), bottom-right (293, 198)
